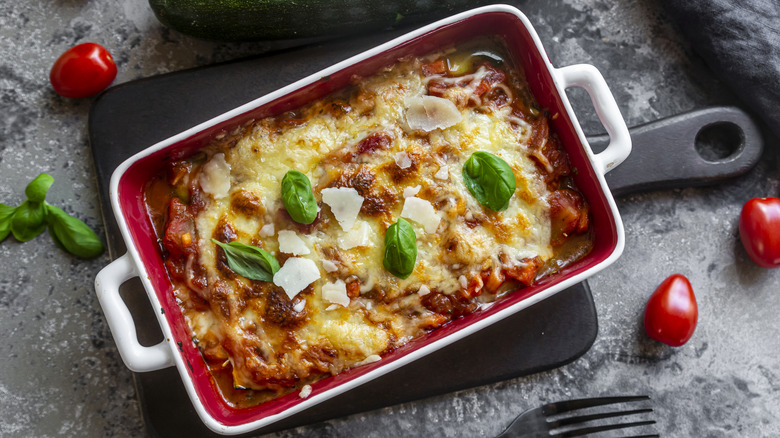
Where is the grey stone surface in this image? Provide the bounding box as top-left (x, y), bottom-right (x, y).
top-left (1, 0), bottom-right (778, 437)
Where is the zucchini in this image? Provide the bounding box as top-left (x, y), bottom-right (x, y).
top-left (148, 0), bottom-right (493, 42)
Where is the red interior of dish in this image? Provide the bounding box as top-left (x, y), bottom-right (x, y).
top-left (117, 9), bottom-right (619, 428)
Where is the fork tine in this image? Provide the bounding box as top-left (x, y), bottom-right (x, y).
top-left (550, 407), bottom-right (653, 428)
top-left (555, 419), bottom-right (657, 437)
top-left (542, 395), bottom-right (650, 415)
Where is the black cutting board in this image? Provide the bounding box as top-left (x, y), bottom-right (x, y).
top-left (88, 31), bottom-right (762, 437)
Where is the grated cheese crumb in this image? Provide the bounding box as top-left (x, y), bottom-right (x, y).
top-left (356, 354), bottom-right (381, 366)
top-left (394, 151), bottom-right (412, 169)
top-left (321, 259), bottom-right (339, 273)
top-left (403, 185), bottom-right (422, 198)
top-left (434, 165), bottom-right (449, 180)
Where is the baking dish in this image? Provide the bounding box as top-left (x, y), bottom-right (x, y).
top-left (94, 4), bottom-right (630, 435)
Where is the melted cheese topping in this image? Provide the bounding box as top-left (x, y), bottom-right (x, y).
top-left (165, 48), bottom-right (587, 400)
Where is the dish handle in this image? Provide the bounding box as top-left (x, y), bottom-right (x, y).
top-left (94, 253), bottom-right (175, 372)
top-left (554, 64), bottom-right (632, 175)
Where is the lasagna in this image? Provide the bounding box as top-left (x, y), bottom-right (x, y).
top-left (145, 41), bottom-right (592, 407)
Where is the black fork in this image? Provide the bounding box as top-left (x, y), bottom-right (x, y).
top-left (496, 395), bottom-right (658, 437)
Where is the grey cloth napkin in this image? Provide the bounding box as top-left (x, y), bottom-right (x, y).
top-left (661, 0), bottom-right (780, 139)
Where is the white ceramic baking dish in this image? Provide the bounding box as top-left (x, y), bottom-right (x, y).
top-left (94, 4), bottom-right (631, 435)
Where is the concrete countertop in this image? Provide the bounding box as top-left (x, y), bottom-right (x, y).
top-left (1, 0), bottom-right (778, 437)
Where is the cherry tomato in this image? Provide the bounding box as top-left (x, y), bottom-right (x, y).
top-left (739, 197), bottom-right (780, 268)
top-left (643, 274), bottom-right (698, 347)
top-left (50, 43), bottom-right (117, 98)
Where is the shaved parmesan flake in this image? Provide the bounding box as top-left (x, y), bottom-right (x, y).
top-left (418, 285), bottom-right (431, 296)
top-left (299, 384), bottom-right (312, 398)
top-left (394, 151), bottom-right (412, 169)
top-left (277, 230), bottom-right (310, 255)
top-left (199, 153), bottom-right (231, 198)
top-left (321, 279), bottom-right (350, 307)
top-left (293, 300), bottom-right (306, 312)
top-left (338, 221), bottom-right (372, 250)
top-left (434, 165), bottom-right (449, 180)
top-left (321, 187), bottom-right (364, 231)
top-left (273, 257), bottom-right (321, 299)
top-left (258, 223), bottom-right (275, 237)
top-left (403, 185), bottom-right (421, 198)
top-left (405, 95), bottom-right (462, 132)
top-left (321, 259), bottom-right (338, 273)
top-left (400, 197), bottom-right (441, 233)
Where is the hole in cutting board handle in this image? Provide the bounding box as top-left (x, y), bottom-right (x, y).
top-left (694, 121), bottom-right (744, 162)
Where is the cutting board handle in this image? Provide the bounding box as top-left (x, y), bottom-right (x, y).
top-left (588, 106), bottom-right (764, 197)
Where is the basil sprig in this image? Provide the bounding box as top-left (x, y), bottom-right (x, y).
top-left (1, 173), bottom-right (104, 258)
top-left (462, 151), bottom-right (517, 212)
top-left (383, 218), bottom-right (417, 279)
top-left (212, 239), bottom-right (280, 282)
top-left (281, 170), bottom-right (318, 224)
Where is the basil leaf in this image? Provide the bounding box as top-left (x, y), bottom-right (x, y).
top-left (25, 173), bottom-right (54, 203)
top-left (383, 218), bottom-right (417, 279)
top-left (10, 201), bottom-right (47, 242)
top-left (212, 239), bottom-right (280, 282)
top-left (46, 204), bottom-right (104, 258)
top-left (281, 170), bottom-right (318, 224)
top-left (0, 203), bottom-right (17, 242)
top-left (462, 151), bottom-right (517, 212)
